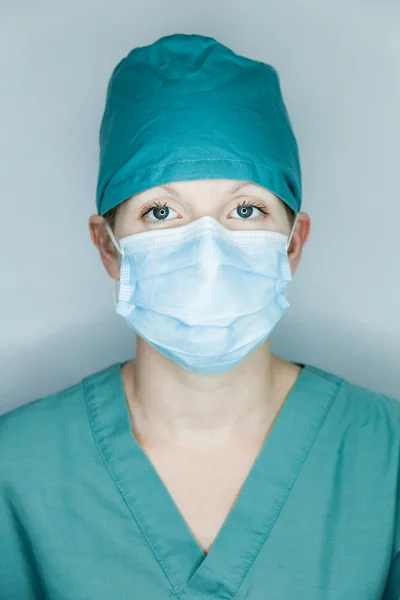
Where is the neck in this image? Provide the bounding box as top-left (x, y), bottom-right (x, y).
top-left (122, 338), bottom-right (301, 450)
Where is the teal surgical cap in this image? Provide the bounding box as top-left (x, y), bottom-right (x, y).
top-left (96, 33), bottom-right (302, 216)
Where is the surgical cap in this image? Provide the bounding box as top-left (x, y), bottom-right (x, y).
top-left (96, 33), bottom-right (302, 216)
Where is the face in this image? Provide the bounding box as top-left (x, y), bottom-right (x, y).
top-left (89, 179), bottom-right (311, 280)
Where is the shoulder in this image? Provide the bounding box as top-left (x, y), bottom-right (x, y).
top-left (0, 380), bottom-right (85, 489)
top-left (303, 364), bottom-right (400, 510)
top-left (306, 362), bottom-right (400, 407)
top-left (304, 363), bottom-right (400, 437)
top-left (0, 374), bottom-right (87, 443)
top-left (0, 378), bottom-right (83, 450)
top-left (0, 363), bottom-right (121, 483)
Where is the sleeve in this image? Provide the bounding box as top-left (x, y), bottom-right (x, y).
top-left (0, 409), bottom-right (46, 600)
top-left (382, 411), bottom-right (400, 600)
top-left (0, 492), bottom-right (46, 599)
top-left (383, 552), bottom-right (400, 600)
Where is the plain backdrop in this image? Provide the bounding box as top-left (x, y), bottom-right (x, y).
top-left (1, 0), bottom-right (399, 415)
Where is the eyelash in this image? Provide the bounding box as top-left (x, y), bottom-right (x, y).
top-left (139, 201), bottom-right (169, 219)
top-left (139, 200), bottom-right (270, 220)
top-left (237, 200), bottom-right (270, 216)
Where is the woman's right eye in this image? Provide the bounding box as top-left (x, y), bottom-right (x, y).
top-left (140, 202), bottom-right (178, 222)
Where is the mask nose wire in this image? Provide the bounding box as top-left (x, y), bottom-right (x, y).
top-left (285, 212), bottom-right (299, 252)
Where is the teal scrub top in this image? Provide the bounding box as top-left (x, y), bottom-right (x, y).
top-left (1, 362), bottom-right (400, 599)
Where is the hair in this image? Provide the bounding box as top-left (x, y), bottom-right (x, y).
top-left (103, 203), bottom-right (120, 231)
top-left (283, 203), bottom-right (296, 229)
top-left (103, 196), bottom-right (296, 231)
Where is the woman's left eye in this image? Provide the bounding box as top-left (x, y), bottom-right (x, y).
top-left (231, 202), bottom-right (268, 220)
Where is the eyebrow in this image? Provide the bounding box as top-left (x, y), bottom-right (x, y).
top-left (149, 181), bottom-right (258, 198)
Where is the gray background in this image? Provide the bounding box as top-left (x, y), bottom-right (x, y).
top-left (1, 0), bottom-right (399, 415)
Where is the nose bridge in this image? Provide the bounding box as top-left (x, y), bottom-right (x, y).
top-left (196, 227), bottom-right (249, 276)
top-left (190, 194), bottom-right (223, 221)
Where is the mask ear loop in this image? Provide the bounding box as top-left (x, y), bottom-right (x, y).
top-left (105, 223), bottom-right (124, 256)
top-left (104, 222), bottom-right (124, 308)
top-left (284, 212), bottom-right (299, 253)
top-left (283, 211), bottom-right (299, 302)
top-left (112, 279), bottom-right (119, 308)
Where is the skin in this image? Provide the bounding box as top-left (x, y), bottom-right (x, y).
top-left (89, 178), bottom-right (310, 552)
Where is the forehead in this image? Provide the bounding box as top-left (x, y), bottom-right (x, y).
top-left (135, 179), bottom-right (281, 201)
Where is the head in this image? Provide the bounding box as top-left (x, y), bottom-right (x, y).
top-left (91, 36), bottom-right (309, 375)
top-left (89, 178), bottom-right (310, 280)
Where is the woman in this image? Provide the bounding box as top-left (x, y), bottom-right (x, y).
top-left (1, 33), bottom-right (400, 599)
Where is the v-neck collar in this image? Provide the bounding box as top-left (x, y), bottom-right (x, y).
top-left (84, 362), bottom-right (342, 600)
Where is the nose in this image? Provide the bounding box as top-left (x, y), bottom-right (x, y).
top-left (190, 201), bottom-right (222, 223)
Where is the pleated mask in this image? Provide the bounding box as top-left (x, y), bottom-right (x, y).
top-left (106, 215), bottom-right (297, 375)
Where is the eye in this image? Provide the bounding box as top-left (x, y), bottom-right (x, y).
top-left (140, 201), bottom-right (178, 222)
top-left (230, 200), bottom-right (269, 220)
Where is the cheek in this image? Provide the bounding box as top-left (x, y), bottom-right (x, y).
top-left (264, 214), bottom-right (287, 234)
top-left (113, 199), bottom-right (139, 236)
top-left (277, 219), bottom-right (292, 237)
top-left (116, 214), bottom-right (148, 236)
top-left (272, 201), bottom-right (293, 236)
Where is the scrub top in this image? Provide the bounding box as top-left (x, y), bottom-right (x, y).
top-left (1, 362), bottom-right (400, 600)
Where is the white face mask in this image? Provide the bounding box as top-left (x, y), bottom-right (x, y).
top-left (106, 215), bottom-right (298, 375)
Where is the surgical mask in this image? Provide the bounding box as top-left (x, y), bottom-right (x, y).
top-left (106, 215), bottom-right (298, 375)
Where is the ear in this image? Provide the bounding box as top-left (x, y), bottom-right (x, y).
top-left (88, 215), bottom-right (121, 280)
top-left (287, 212), bottom-right (311, 275)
